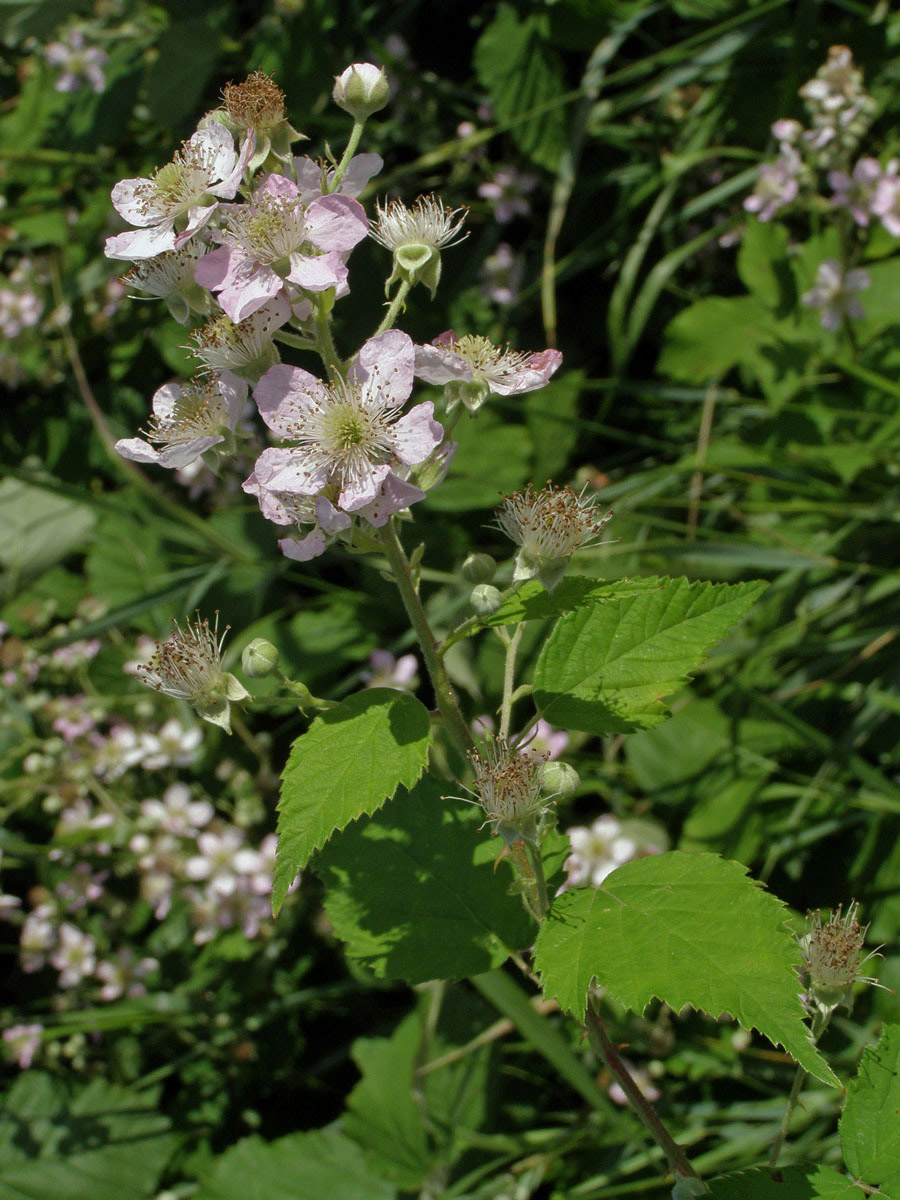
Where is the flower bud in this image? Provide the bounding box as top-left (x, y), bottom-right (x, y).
top-left (333, 63), bottom-right (389, 121)
top-left (462, 552), bottom-right (496, 584)
top-left (539, 760), bottom-right (580, 800)
top-left (241, 637), bottom-right (280, 679)
top-left (470, 584), bottom-right (502, 616)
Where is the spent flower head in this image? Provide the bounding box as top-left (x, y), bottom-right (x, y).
top-left (466, 735), bottom-right (552, 843)
top-left (371, 195), bottom-right (467, 296)
top-left (497, 484), bottom-right (613, 591)
top-left (800, 900), bottom-right (881, 1014)
top-left (136, 613), bottom-right (249, 733)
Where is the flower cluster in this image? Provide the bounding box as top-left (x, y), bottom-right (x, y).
top-left (560, 814), bottom-right (668, 892)
top-left (105, 67), bottom-right (562, 563)
top-left (0, 258), bottom-right (44, 339)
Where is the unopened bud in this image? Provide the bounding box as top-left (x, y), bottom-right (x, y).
top-left (462, 552), bottom-right (496, 584)
top-left (242, 637), bottom-right (280, 678)
top-left (333, 63), bottom-right (389, 121)
top-left (539, 761), bottom-right (580, 799)
top-left (470, 584), bottom-right (502, 616)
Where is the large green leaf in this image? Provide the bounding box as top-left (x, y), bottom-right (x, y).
top-left (316, 778), bottom-right (534, 982)
top-left (473, 4), bottom-right (567, 171)
top-left (706, 1165), bottom-right (865, 1198)
top-left (482, 575), bottom-right (661, 628)
top-left (343, 1013), bottom-right (434, 1190)
top-left (0, 479), bottom-right (95, 597)
top-left (840, 1023), bottom-right (900, 1187)
top-left (533, 851), bottom-right (838, 1088)
top-left (657, 295), bottom-right (774, 383)
top-left (533, 577), bottom-right (766, 734)
top-left (0, 1072), bottom-right (177, 1199)
top-left (194, 1128), bottom-right (396, 1200)
top-left (273, 689), bottom-right (432, 913)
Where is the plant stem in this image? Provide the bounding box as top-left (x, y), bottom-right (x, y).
top-left (314, 298), bottom-right (343, 378)
top-left (380, 518), bottom-right (473, 755)
top-left (768, 1008), bottom-right (830, 1169)
top-left (327, 119), bottom-right (366, 193)
top-left (499, 623), bottom-right (524, 740)
top-left (586, 1005), bottom-right (706, 1189)
top-left (374, 278), bottom-right (412, 337)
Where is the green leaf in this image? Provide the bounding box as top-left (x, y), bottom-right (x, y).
top-left (194, 1128), bottom-right (396, 1200)
top-left (533, 577), bottom-right (767, 734)
top-left (144, 15), bottom-right (225, 128)
top-left (533, 851), bottom-right (838, 1088)
top-left (0, 478), bottom-right (95, 598)
top-left (840, 1023), bottom-right (900, 1185)
top-left (0, 1073), bottom-right (177, 1199)
top-left (273, 689), bottom-right (432, 913)
top-left (343, 1013), bottom-right (433, 1189)
top-left (706, 1164), bottom-right (865, 1198)
top-left (426, 410), bottom-right (531, 511)
top-left (657, 295), bottom-right (773, 384)
top-left (737, 220), bottom-right (792, 309)
top-left (482, 575), bottom-right (661, 628)
top-left (473, 4), bottom-right (567, 171)
top-left (316, 778), bottom-right (534, 983)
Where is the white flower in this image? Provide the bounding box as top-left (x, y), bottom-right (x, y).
top-left (121, 241), bottom-right (214, 323)
top-left (140, 782), bottom-right (214, 835)
top-left (185, 828), bottom-right (258, 897)
top-left (414, 331), bottom-right (561, 413)
top-left (801, 259), bottom-right (869, 330)
top-left (250, 329), bottom-right (442, 527)
top-left (139, 719), bottom-right (204, 770)
top-left (189, 294), bottom-right (290, 382)
top-left (563, 815), bottom-right (637, 890)
top-left (45, 30), bottom-right (107, 94)
top-left (105, 123), bottom-right (255, 261)
top-left (50, 923), bottom-right (96, 988)
top-left (137, 613), bottom-right (249, 733)
top-left (3, 1024), bottom-right (44, 1069)
top-left (96, 949), bottom-right (158, 1002)
top-left (115, 372), bottom-right (248, 470)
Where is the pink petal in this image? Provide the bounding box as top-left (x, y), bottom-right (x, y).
top-left (254, 446), bottom-right (329, 494)
top-left (194, 245), bottom-right (233, 290)
top-left (350, 330), bottom-right (415, 404)
top-left (413, 341), bottom-right (471, 386)
top-left (287, 251), bottom-right (347, 293)
top-left (111, 178), bottom-right (157, 226)
top-left (356, 475), bottom-right (427, 527)
top-left (314, 496), bottom-right (352, 534)
top-left (115, 437), bottom-right (160, 464)
top-left (391, 401), bottom-right (443, 465)
top-left (280, 531), bottom-right (327, 561)
top-left (254, 364), bottom-right (328, 436)
top-left (338, 461), bottom-right (391, 511)
top-left (304, 194), bottom-right (368, 253)
top-left (105, 222), bottom-right (177, 261)
top-left (339, 153), bottom-right (383, 196)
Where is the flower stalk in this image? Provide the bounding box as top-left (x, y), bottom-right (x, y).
top-left (380, 517), bottom-right (473, 755)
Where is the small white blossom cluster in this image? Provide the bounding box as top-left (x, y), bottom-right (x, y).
top-left (44, 28), bottom-right (108, 95)
top-left (0, 258), bottom-right (44, 339)
top-left (560, 814), bottom-right (669, 892)
top-left (105, 67), bottom-right (562, 562)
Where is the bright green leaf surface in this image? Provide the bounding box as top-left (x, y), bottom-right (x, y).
top-left (482, 575), bottom-right (661, 628)
top-left (343, 1013), bottom-right (434, 1189)
top-left (473, 4), bottom-right (566, 171)
top-left (841, 1023), bottom-right (900, 1184)
top-left (657, 295), bottom-right (774, 383)
top-left (0, 479), bottom-right (95, 597)
top-left (533, 577), bottom-right (766, 734)
top-left (533, 851), bottom-right (838, 1088)
top-left (273, 689), bottom-right (432, 913)
top-left (0, 1072), bottom-right (177, 1199)
top-left (316, 779), bottom-right (534, 982)
top-left (706, 1164), bottom-right (865, 1198)
top-left (194, 1128), bottom-right (396, 1200)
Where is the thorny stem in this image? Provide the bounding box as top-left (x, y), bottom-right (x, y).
top-left (380, 518), bottom-right (473, 755)
top-left (498, 623), bottom-right (524, 740)
top-left (586, 1004), bottom-right (707, 1189)
top-left (327, 119), bottom-right (366, 193)
top-left (768, 1007), bottom-right (831, 1169)
top-left (374, 278), bottom-right (412, 337)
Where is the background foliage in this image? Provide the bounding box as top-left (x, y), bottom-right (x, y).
top-left (2, 0), bottom-right (900, 1195)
